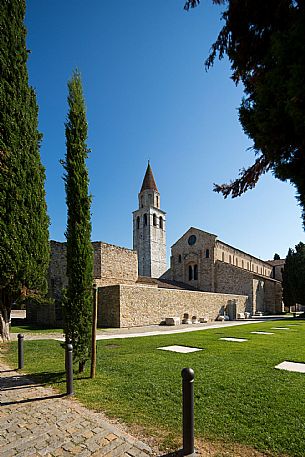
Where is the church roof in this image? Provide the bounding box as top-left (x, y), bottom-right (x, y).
top-left (140, 162), bottom-right (158, 193)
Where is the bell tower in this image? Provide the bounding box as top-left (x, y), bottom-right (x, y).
top-left (133, 162), bottom-right (167, 277)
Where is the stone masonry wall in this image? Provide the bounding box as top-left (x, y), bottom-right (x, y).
top-left (98, 285), bottom-right (121, 327)
top-left (215, 261), bottom-right (282, 314)
top-left (49, 240), bottom-right (138, 298)
top-left (98, 284), bottom-right (248, 328)
top-left (171, 228), bottom-right (217, 291)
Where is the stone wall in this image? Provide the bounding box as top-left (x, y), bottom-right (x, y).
top-left (26, 302), bottom-right (63, 328)
top-left (49, 240), bottom-right (138, 298)
top-left (215, 261), bottom-right (282, 314)
top-left (98, 284), bottom-right (248, 328)
top-left (171, 228), bottom-right (217, 291)
top-left (215, 241), bottom-right (272, 277)
top-left (97, 242), bottom-right (138, 285)
top-left (215, 261), bottom-right (254, 312)
top-left (98, 285), bottom-right (120, 327)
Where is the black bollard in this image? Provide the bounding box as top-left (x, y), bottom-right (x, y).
top-left (66, 342), bottom-right (74, 396)
top-left (181, 367), bottom-right (195, 456)
top-left (17, 334), bottom-right (24, 370)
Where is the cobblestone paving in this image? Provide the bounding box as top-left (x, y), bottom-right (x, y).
top-left (0, 363), bottom-right (153, 457)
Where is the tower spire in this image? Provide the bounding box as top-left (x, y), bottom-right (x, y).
top-left (140, 161), bottom-right (158, 193)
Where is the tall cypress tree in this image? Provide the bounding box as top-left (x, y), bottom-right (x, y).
top-left (63, 70), bottom-right (93, 373)
top-left (0, 0), bottom-right (49, 341)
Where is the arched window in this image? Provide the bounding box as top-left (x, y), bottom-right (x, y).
top-left (153, 214), bottom-right (157, 226)
top-left (156, 196), bottom-right (159, 207)
top-left (188, 265), bottom-right (193, 281)
top-left (159, 216), bottom-right (163, 229)
top-left (247, 262), bottom-right (249, 270)
top-left (206, 249), bottom-right (210, 258)
top-left (194, 264), bottom-right (198, 280)
top-left (222, 252), bottom-right (224, 262)
top-left (229, 255), bottom-right (232, 263)
top-left (178, 254), bottom-right (182, 263)
top-left (136, 216), bottom-right (140, 229)
top-left (144, 214), bottom-right (148, 226)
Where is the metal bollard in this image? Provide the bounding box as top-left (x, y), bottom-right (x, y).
top-left (66, 342), bottom-right (74, 396)
top-left (17, 334), bottom-right (24, 370)
top-left (181, 367), bottom-right (195, 456)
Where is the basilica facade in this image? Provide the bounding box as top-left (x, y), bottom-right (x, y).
top-left (28, 163), bottom-right (282, 327)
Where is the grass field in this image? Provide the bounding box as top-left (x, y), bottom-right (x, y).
top-left (5, 319), bottom-right (305, 456)
top-left (10, 324), bottom-right (63, 334)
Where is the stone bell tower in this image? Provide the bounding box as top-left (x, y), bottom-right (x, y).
top-left (133, 162), bottom-right (167, 277)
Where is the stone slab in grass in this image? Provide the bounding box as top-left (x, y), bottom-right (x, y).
top-left (157, 345), bottom-right (203, 353)
top-left (275, 361), bottom-right (305, 373)
top-left (271, 327), bottom-right (290, 330)
top-left (251, 331), bottom-right (274, 335)
top-left (219, 337), bottom-right (248, 342)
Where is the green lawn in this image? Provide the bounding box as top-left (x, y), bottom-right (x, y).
top-left (10, 324), bottom-right (63, 334)
top-left (5, 319), bottom-right (305, 456)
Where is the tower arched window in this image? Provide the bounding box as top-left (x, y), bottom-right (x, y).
top-left (153, 214), bottom-right (157, 226)
top-left (194, 264), bottom-right (198, 280)
top-left (159, 216), bottom-right (163, 229)
top-left (144, 213), bottom-right (148, 226)
top-left (188, 265), bottom-right (193, 281)
top-left (136, 216), bottom-right (140, 229)
top-left (156, 196), bottom-right (159, 207)
top-left (205, 249), bottom-right (210, 258)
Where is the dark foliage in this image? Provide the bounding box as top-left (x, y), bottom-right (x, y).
top-left (282, 243), bottom-right (305, 309)
top-left (62, 70), bottom-right (93, 372)
top-left (0, 0), bottom-right (49, 340)
top-left (186, 0), bottom-right (305, 229)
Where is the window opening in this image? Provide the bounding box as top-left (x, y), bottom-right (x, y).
top-left (188, 265), bottom-right (193, 281)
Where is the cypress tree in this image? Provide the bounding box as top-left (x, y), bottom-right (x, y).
top-left (282, 249), bottom-right (296, 311)
top-left (63, 70), bottom-right (93, 373)
top-left (0, 0), bottom-right (49, 341)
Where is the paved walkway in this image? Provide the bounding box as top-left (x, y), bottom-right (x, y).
top-left (10, 316), bottom-right (286, 341)
top-left (0, 363), bottom-right (154, 457)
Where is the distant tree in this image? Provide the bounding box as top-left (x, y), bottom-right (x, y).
top-left (282, 248), bottom-right (296, 311)
top-left (62, 70), bottom-right (93, 373)
top-left (273, 253), bottom-right (281, 261)
top-left (0, 0), bottom-right (49, 341)
top-left (184, 0), bottom-right (305, 230)
top-left (282, 243), bottom-right (305, 310)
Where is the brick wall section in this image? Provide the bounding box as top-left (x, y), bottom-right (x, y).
top-left (98, 284), bottom-right (248, 328)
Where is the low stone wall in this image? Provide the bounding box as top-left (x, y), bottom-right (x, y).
top-left (26, 302), bottom-right (63, 328)
top-left (98, 284), bottom-right (248, 328)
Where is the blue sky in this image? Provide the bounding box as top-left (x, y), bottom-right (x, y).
top-left (25, 0), bottom-right (304, 263)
